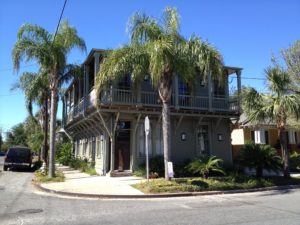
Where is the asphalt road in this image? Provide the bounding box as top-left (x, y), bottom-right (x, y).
top-left (1, 162), bottom-right (300, 225)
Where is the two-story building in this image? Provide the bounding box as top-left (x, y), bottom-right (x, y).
top-left (62, 48), bottom-right (242, 176)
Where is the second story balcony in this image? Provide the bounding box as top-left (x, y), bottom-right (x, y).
top-left (62, 49), bottom-right (242, 125)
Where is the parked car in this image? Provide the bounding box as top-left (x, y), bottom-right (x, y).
top-left (0, 151), bottom-right (6, 156)
top-left (3, 147), bottom-right (32, 171)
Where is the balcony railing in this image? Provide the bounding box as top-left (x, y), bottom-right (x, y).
top-left (66, 88), bottom-right (239, 121)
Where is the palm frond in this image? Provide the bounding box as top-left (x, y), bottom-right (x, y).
top-left (127, 12), bottom-right (161, 45)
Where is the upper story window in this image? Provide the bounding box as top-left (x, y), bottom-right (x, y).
top-left (178, 79), bottom-right (190, 95)
top-left (213, 80), bottom-right (225, 97)
top-left (118, 74), bottom-right (131, 90)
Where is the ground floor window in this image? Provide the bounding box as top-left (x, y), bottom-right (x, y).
top-left (96, 135), bottom-right (104, 159)
top-left (250, 129), bottom-right (269, 144)
top-left (197, 125), bottom-right (209, 155)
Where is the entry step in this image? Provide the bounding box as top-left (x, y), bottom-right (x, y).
top-left (110, 170), bottom-right (133, 177)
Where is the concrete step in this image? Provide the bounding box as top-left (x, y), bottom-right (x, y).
top-left (110, 170), bottom-right (133, 177)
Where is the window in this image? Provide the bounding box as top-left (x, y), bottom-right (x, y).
top-left (96, 136), bottom-right (101, 158)
top-left (118, 74), bottom-right (131, 89)
top-left (197, 125), bottom-right (209, 155)
top-left (213, 80), bottom-right (225, 97)
top-left (288, 130), bottom-right (297, 144)
top-left (83, 139), bottom-right (87, 155)
top-left (178, 79), bottom-right (190, 95)
top-left (251, 129), bottom-right (268, 144)
top-left (97, 135), bottom-right (104, 159)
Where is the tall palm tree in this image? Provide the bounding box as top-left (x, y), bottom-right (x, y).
top-left (95, 7), bottom-right (224, 180)
top-left (242, 66), bottom-right (300, 178)
top-left (12, 20), bottom-right (86, 177)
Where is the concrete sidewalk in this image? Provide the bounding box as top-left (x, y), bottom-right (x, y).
top-left (38, 165), bottom-right (145, 196)
top-left (36, 165), bottom-right (300, 199)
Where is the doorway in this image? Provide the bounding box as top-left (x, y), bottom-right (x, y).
top-left (114, 121), bottom-right (131, 171)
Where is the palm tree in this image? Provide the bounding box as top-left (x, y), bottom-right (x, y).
top-left (12, 21), bottom-right (86, 177)
top-left (186, 155), bottom-right (225, 179)
top-left (95, 7), bottom-right (224, 180)
top-left (242, 66), bottom-right (300, 177)
top-left (238, 143), bottom-right (282, 178)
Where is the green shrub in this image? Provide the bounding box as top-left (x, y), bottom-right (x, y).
top-left (132, 176), bottom-right (300, 194)
top-left (33, 160), bottom-right (43, 170)
top-left (238, 143), bottom-right (282, 178)
top-left (149, 155), bottom-right (164, 177)
top-left (135, 155), bottom-right (165, 177)
top-left (68, 157), bottom-right (97, 175)
top-left (290, 152), bottom-right (300, 172)
top-left (56, 142), bottom-right (73, 166)
top-left (186, 155), bottom-right (225, 178)
top-left (133, 167), bottom-right (146, 177)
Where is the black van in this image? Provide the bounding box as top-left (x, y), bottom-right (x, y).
top-left (3, 147), bottom-right (32, 171)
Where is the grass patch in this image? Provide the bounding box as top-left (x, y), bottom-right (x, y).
top-left (84, 167), bottom-right (97, 176)
top-left (35, 170), bottom-right (65, 183)
top-left (132, 176), bottom-right (300, 194)
top-left (68, 158), bottom-right (98, 176)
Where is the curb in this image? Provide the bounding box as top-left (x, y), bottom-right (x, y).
top-left (33, 182), bottom-right (300, 199)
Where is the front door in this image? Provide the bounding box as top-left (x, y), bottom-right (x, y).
top-left (115, 121), bottom-right (131, 171)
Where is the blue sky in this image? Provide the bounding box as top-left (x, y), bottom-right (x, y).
top-left (0, 0), bottom-right (299, 135)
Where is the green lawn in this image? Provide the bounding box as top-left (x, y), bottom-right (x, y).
top-left (35, 170), bottom-right (65, 183)
top-left (132, 176), bottom-right (300, 194)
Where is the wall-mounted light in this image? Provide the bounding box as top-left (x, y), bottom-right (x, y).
top-left (181, 132), bottom-right (187, 141)
top-left (217, 133), bottom-right (223, 141)
top-left (100, 134), bottom-right (104, 142)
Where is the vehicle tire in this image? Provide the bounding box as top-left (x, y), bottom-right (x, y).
top-left (3, 166), bottom-right (8, 171)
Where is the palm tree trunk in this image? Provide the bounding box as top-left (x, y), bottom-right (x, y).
top-left (159, 71), bottom-right (173, 180)
top-left (42, 92), bottom-right (49, 171)
top-left (162, 100), bottom-right (171, 180)
top-left (279, 127), bottom-right (290, 178)
top-left (48, 87), bottom-right (58, 178)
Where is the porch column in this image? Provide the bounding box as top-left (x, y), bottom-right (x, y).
top-left (236, 70), bottom-right (242, 113)
top-left (72, 84), bottom-right (75, 117)
top-left (174, 74), bottom-right (179, 108)
top-left (78, 79), bottom-right (81, 101)
top-left (84, 65), bottom-right (89, 110)
top-left (94, 52), bottom-right (100, 85)
top-left (110, 116), bottom-right (115, 172)
top-left (86, 66), bottom-right (90, 95)
top-left (208, 71), bottom-right (212, 111)
top-left (236, 70), bottom-right (241, 97)
top-left (62, 95), bottom-right (66, 127)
